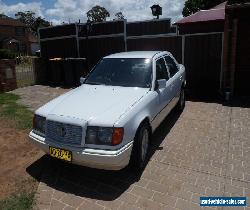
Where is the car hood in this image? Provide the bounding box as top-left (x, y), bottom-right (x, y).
top-left (36, 84), bottom-right (149, 125)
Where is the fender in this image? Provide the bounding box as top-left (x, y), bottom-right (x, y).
top-left (114, 92), bottom-right (156, 144)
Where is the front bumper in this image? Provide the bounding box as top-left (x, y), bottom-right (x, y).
top-left (29, 131), bottom-right (133, 170)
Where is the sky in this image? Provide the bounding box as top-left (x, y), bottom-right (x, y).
top-left (0, 0), bottom-right (185, 25)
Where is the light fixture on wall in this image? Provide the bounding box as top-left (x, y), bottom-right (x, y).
top-left (150, 5), bottom-right (162, 19)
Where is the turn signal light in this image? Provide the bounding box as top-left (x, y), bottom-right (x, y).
top-left (112, 128), bottom-right (124, 145)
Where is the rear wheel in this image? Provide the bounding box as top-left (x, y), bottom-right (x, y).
top-left (130, 123), bottom-right (150, 170)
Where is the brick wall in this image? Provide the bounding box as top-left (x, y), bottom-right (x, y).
top-left (0, 59), bottom-right (17, 92)
top-left (0, 24), bottom-right (32, 54)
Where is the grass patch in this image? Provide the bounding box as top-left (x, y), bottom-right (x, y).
top-left (0, 94), bottom-right (37, 208)
top-left (0, 93), bottom-right (33, 130)
top-left (0, 192), bottom-right (35, 210)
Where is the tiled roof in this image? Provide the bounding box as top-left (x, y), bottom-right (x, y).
top-left (175, 2), bottom-right (226, 24)
top-left (0, 17), bottom-right (26, 27)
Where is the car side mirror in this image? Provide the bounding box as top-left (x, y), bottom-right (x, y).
top-left (155, 79), bottom-right (166, 90)
top-left (80, 77), bottom-right (85, 85)
top-left (179, 64), bottom-right (185, 70)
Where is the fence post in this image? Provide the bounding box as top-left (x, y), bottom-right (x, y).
top-left (219, 33), bottom-right (224, 93)
top-left (124, 19), bottom-right (127, 52)
top-left (75, 23), bottom-right (80, 58)
top-left (229, 18), bottom-right (238, 97)
top-left (182, 35), bottom-right (185, 65)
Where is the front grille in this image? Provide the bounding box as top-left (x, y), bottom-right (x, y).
top-left (46, 121), bottom-right (82, 146)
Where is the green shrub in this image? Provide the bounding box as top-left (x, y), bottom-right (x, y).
top-left (0, 49), bottom-right (16, 59)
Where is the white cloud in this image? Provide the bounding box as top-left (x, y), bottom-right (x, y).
top-left (0, 0), bottom-right (44, 17)
top-left (0, 0), bottom-right (185, 25)
top-left (46, 0), bottom-right (83, 23)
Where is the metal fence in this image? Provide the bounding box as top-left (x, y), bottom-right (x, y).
top-left (15, 56), bottom-right (35, 88)
top-left (38, 19), bottom-right (224, 96)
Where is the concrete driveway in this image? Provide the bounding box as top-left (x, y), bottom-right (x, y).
top-left (12, 86), bottom-right (250, 210)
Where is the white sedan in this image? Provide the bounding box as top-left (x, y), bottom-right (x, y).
top-left (29, 51), bottom-right (186, 170)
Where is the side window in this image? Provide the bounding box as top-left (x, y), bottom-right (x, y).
top-left (156, 58), bottom-right (169, 81)
top-left (165, 56), bottom-right (178, 77)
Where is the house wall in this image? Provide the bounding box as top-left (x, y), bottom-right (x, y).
top-left (0, 23), bottom-right (32, 54)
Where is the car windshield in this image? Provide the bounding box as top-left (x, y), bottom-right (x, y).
top-left (84, 58), bottom-right (152, 88)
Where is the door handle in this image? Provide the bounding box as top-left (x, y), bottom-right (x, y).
top-left (179, 76), bottom-right (183, 80)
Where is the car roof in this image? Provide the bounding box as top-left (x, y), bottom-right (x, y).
top-left (104, 51), bottom-right (170, 59)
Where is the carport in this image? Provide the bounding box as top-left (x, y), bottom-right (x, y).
top-left (175, 2), bottom-right (225, 97)
top-left (176, 2), bottom-right (250, 98)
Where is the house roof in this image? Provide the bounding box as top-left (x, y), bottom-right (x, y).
top-left (0, 17), bottom-right (26, 27)
top-left (175, 2), bottom-right (226, 24)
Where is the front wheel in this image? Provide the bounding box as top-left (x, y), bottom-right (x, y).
top-left (130, 123), bottom-right (150, 171)
top-left (176, 88), bottom-right (185, 112)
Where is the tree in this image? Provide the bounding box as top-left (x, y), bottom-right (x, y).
top-left (15, 11), bottom-right (36, 27)
top-left (114, 12), bottom-right (125, 20)
top-left (182, 0), bottom-right (250, 17)
top-left (32, 17), bottom-right (50, 33)
top-left (182, 0), bottom-right (223, 17)
top-left (87, 5), bottom-right (110, 23)
top-left (15, 11), bottom-right (50, 34)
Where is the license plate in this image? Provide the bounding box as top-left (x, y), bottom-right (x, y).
top-left (49, 146), bottom-right (72, 162)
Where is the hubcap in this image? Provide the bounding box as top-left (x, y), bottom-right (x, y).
top-left (141, 129), bottom-right (149, 162)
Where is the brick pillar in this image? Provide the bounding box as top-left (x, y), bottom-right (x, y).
top-left (0, 59), bottom-right (17, 92)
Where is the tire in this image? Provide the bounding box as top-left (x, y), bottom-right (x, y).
top-left (176, 87), bottom-right (185, 112)
top-left (130, 123), bottom-right (150, 171)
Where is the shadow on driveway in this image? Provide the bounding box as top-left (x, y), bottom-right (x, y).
top-left (26, 110), bottom-right (181, 201)
top-left (187, 94), bottom-right (250, 108)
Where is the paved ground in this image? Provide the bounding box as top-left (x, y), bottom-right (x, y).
top-left (12, 86), bottom-right (250, 210)
top-left (10, 85), bottom-right (69, 111)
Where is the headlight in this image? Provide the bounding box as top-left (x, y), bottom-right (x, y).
top-left (86, 127), bottom-right (123, 146)
top-left (33, 115), bottom-right (46, 135)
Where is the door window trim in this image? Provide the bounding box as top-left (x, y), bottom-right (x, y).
top-left (164, 55), bottom-right (179, 78)
top-left (155, 56), bottom-right (170, 81)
